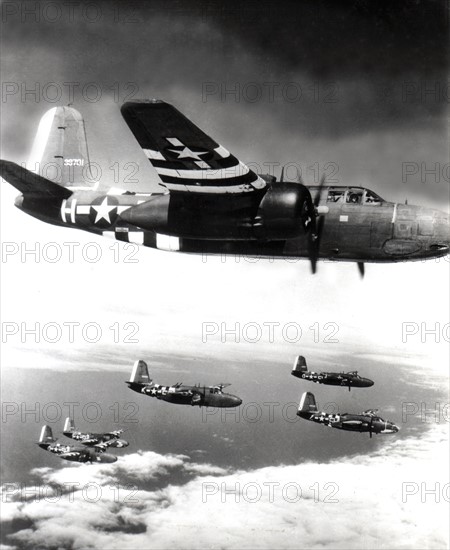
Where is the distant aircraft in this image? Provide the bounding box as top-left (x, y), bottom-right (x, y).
top-left (1, 101), bottom-right (448, 274)
top-left (126, 360), bottom-right (242, 408)
top-left (291, 355), bottom-right (374, 391)
top-left (37, 425), bottom-right (117, 463)
top-left (297, 392), bottom-right (399, 437)
top-left (62, 418), bottom-right (129, 450)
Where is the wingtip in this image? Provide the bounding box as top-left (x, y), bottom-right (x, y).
top-left (121, 98), bottom-right (167, 112)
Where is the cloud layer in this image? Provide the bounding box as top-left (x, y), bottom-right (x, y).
top-left (2, 422), bottom-right (448, 550)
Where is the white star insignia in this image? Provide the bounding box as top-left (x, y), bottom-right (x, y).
top-left (168, 146), bottom-right (208, 162)
top-left (92, 197), bottom-right (116, 224)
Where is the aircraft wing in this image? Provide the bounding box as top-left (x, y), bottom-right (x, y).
top-left (80, 438), bottom-right (98, 445)
top-left (121, 100), bottom-right (266, 194)
top-left (59, 451), bottom-right (82, 459)
top-left (93, 441), bottom-right (114, 452)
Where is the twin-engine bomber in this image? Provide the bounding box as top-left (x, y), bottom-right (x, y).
top-left (126, 360), bottom-right (243, 408)
top-left (297, 392), bottom-right (399, 438)
top-left (1, 100), bottom-right (449, 274)
top-left (291, 355), bottom-right (374, 391)
top-left (63, 418), bottom-right (129, 450)
top-left (37, 426), bottom-right (118, 464)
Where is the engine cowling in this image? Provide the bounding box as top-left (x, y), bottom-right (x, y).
top-left (120, 183), bottom-right (313, 241)
top-left (254, 182), bottom-right (312, 240)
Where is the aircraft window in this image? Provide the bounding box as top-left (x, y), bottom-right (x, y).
top-left (327, 189), bottom-right (345, 203)
top-left (364, 190), bottom-right (382, 204)
top-left (346, 190), bottom-right (363, 204)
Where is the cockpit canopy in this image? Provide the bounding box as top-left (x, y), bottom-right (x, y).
top-left (325, 187), bottom-right (384, 205)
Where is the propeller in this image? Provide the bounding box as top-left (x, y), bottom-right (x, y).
top-left (214, 383), bottom-right (231, 391)
top-left (357, 262), bottom-right (365, 278)
top-left (369, 416), bottom-right (373, 438)
top-left (280, 165), bottom-right (285, 182)
top-left (305, 174), bottom-right (327, 274)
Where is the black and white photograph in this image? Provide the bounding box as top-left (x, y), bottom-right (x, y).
top-left (1, 1), bottom-right (449, 548)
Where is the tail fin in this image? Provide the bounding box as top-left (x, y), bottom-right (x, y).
top-left (291, 355), bottom-right (308, 378)
top-left (27, 106), bottom-right (95, 189)
top-left (128, 360), bottom-right (152, 385)
top-left (298, 392), bottom-right (318, 417)
top-left (63, 417), bottom-right (75, 435)
top-left (39, 425), bottom-right (55, 444)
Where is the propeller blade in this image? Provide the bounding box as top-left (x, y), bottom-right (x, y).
top-left (313, 174), bottom-right (326, 208)
top-left (304, 174), bottom-right (327, 274)
top-left (280, 165), bottom-right (285, 182)
top-left (307, 214), bottom-right (325, 274)
top-left (357, 262), bottom-right (365, 278)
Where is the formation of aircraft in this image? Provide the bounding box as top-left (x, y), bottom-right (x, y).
top-left (297, 392), bottom-right (399, 438)
top-left (1, 100), bottom-right (449, 274)
top-left (62, 417), bottom-right (129, 450)
top-left (126, 360), bottom-right (243, 408)
top-left (33, 353), bottom-right (397, 465)
top-left (291, 355), bottom-right (374, 391)
top-left (37, 425), bottom-right (118, 463)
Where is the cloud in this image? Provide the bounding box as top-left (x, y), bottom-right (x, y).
top-left (2, 423), bottom-right (448, 549)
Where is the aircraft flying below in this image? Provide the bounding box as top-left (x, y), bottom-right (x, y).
top-left (37, 425), bottom-right (117, 463)
top-left (62, 417), bottom-right (129, 450)
top-left (291, 355), bottom-right (374, 391)
top-left (297, 392), bottom-right (399, 438)
top-left (126, 360), bottom-right (243, 408)
top-left (1, 101), bottom-right (449, 274)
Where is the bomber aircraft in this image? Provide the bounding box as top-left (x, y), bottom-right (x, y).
top-left (291, 355), bottom-right (374, 391)
top-left (1, 101), bottom-right (449, 274)
top-left (37, 425), bottom-right (117, 463)
top-left (126, 360), bottom-right (243, 408)
top-left (62, 418), bottom-right (129, 450)
top-left (297, 392), bottom-right (399, 438)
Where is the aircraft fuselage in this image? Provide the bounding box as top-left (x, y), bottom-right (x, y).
top-left (127, 381), bottom-right (242, 407)
top-left (15, 183), bottom-right (449, 263)
top-left (297, 410), bottom-right (399, 435)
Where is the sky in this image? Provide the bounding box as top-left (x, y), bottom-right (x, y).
top-left (0, 1), bottom-right (449, 549)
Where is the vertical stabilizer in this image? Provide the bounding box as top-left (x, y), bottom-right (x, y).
top-left (297, 392), bottom-right (318, 417)
top-left (28, 106), bottom-right (95, 189)
top-left (63, 417), bottom-right (75, 435)
top-left (129, 360), bottom-right (152, 385)
top-left (39, 425), bottom-right (56, 444)
top-left (291, 355), bottom-right (308, 378)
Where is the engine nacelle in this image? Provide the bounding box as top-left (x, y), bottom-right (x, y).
top-left (120, 183), bottom-right (313, 241)
top-left (255, 182), bottom-right (311, 240)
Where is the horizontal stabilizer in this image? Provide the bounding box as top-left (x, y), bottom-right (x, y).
top-left (1, 160), bottom-right (72, 199)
